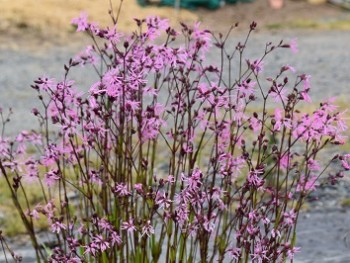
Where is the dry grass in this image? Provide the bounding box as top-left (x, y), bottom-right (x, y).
top-left (0, 0), bottom-right (198, 38)
top-left (1, 0), bottom-right (349, 47)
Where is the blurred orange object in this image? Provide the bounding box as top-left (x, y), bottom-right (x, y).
top-left (269, 0), bottom-right (284, 9)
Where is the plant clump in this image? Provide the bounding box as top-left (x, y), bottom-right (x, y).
top-left (0, 5), bottom-right (349, 263)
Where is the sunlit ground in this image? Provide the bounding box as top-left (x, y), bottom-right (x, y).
top-left (0, 0), bottom-right (197, 38)
top-left (1, 0), bottom-right (350, 44)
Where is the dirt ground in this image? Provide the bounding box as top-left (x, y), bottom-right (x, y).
top-left (199, 0), bottom-right (350, 32)
top-left (0, 0), bottom-right (349, 48)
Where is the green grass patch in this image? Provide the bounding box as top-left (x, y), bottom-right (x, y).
top-left (341, 198), bottom-right (350, 207)
top-left (267, 19), bottom-right (350, 31)
top-left (0, 176), bottom-right (49, 237)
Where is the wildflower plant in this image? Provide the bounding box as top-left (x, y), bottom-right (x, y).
top-left (0, 3), bottom-right (349, 263)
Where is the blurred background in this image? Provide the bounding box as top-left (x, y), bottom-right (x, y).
top-left (1, 0), bottom-right (350, 48)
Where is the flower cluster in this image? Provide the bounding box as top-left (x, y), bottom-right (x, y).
top-left (0, 9), bottom-right (348, 263)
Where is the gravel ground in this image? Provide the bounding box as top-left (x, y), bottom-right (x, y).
top-left (0, 29), bottom-right (350, 262)
top-left (1, 29), bottom-right (349, 133)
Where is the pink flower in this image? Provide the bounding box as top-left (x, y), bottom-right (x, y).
top-left (273, 108), bottom-right (291, 131)
top-left (121, 219), bottom-right (137, 234)
top-left (251, 241), bottom-right (268, 262)
top-left (23, 159), bottom-right (39, 183)
top-left (307, 159), bottom-right (321, 171)
top-left (238, 79), bottom-right (256, 97)
top-left (296, 175), bottom-right (318, 192)
top-left (300, 90), bottom-right (312, 103)
top-left (141, 117), bottom-right (165, 142)
top-left (289, 38), bottom-right (298, 54)
top-left (98, 218), bottom-right (112, 231)
top-left (321, 97), bottom-right (338, 112)
top-left (104, 26), bottom-right (123, 43)
top-left (283, 210), bottom-right (296, 226)
top-left (248, 59), bottom-right (264, 74)
top-left (166, 175), bottom-right (175, 184)
top-left (247, 168), bottom-right (265, 189)
top-left (203, 216), bottom-right (215, 233)
top-left (182, 168), bottom-right (203, 190)
top-left (341, 154), bottom-right (350, 171)
top-left (34, 76), bottom-right (55, 91)
top-left (75, 45), bottom-right (99, 66)
top-left (29, 208), bottom-right (40, 220)
top-left (0, 137), bottom-right (10, 158)
top-left (141, 220), bottom-right (155, 237)
top-left (287, 246), bottom-right (301, 260)
top-left (134, 183), bottom-right (143, 194)
top-left (83, 243), bottom-right (98, 256)
top-left (41, 144), bottom-right (60, 166)
top-left (227, 247), bottom-right (241, 260)
top-left (271, 229), bottom-right (281, 238)
top-left (125, 100), bottom-right (140, 113)
top-left (300, 74), bottom-right (311, 90)
top-left (174, 204), bottom-right (189, 225)
top-left (335, 110), bottom-right (349, 131)
top-left (247, 224), bottom-right (259, 236)
top-left (51, 221), bottom-right (67, 234)
top-left (145, 16), bottom-right (169, 40)
top-left (279, 154), bottom-right (291, 169)
top-left (89, 21), bottom-right (100, 35)
top-left (113, 183), bottom-right (130, 197)
top-left (153, 103), bottom-right (165, 116)
top-left (197, 83), bottom-right (209, 97)
top-left (342, 159), bottom-right (350, 170)
top-left (249, 116), bottom-right (262, 133)
top-left (71, 12), bottom-right (89, 32)
top-left (92, 234), bottom-right (110, 252)
top-left (182, 142), bottom-right (193, 154)
top-left (110, 231), bottom-right (122, 246)
top-left (248, 210), bottom-right (258, 221)
top-left (270, 85), bottom-right (288, 104)
top-left (45, 170), bottom-right (60, 187)
top-left (44, 201), bottom-right (56, 220)
top-left (155, 191), bottom-right (173, 209)
top-left (281, 64), bottom-right (296, 73)
top-left (218, 153), bottom-right (245, 178)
